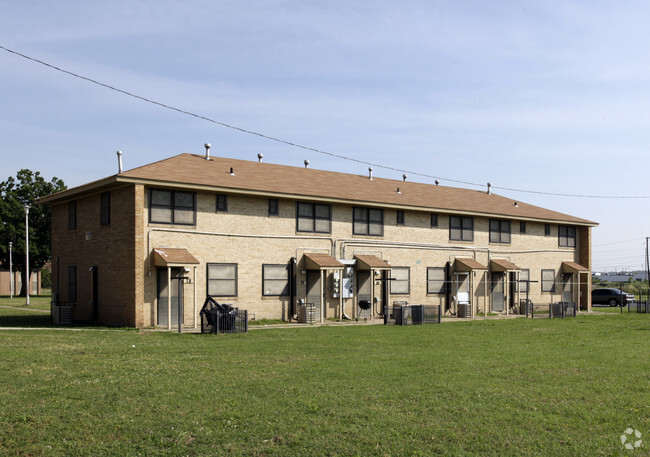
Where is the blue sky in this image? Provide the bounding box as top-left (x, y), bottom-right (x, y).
top-left (2, 0), bottom-right (649, 271)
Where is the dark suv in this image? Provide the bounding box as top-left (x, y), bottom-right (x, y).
top-left (591, 288), bottom-right (635, 306)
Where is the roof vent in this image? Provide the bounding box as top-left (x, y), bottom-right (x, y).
top-left (257, 153), bottom-right (263, 163)
top-left (304, 160), bottom-right (310, 169)
top-left (116, 150), bottom-right (123, 174)
top-left (204, 143), bottom-right (211, 160)
top-left (402, 174), bottom-right (407, 181)
top-left (487, 182), bottom-right (492, 195)
top-left (514, 201), bottom-right (519, 207)
top-left (435, 180), bottom-right (440, 185)
top-left (396, 187), bottom-right (401, 194)
top-left (368, 167), bottom-right (373, 180)
top-left (229, 167), bottom-right (235, 176)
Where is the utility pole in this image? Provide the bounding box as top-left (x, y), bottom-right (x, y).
top-left (25, 205), bottom-right (30, 306)
top-left (9, 242), bottom-right (13, 299)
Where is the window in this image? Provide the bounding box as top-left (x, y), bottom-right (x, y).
top-left (541, 269), bottom-right (555, 293)
top-left (100, 192), bottom-right (110, 226)
top-left (207, 263), bottom-right (237, 297)
top-left (430, 214), bottom-right (438, 228)
top-left (519, 269), bottom-right (530, 293)
top-left (296, 202), bottom-right (331, 233)
top-left (262, 264), bottom-right (290, 296)
top-left (396, 210), bottom-right (405, 225)
top-left (353, 207), bottom-right (384, 236)
top-left (268, 199), bottom-right (279, 216)
top-left (390, 267), bottom-right (410, 294)
top-left (545, 224), bottom-right (551, 236)
top-left (489, 219), bottom-right (511, 244)
top-left (449, 216), bottom-right (473, 241)
top-left (216, 194), bottom-right (228, 212)
top-left (559, 225), bottom-right (576, 247)
top-left (68, 201), bottom-right (76, 230)
top-left (427, 267), bottom-right (446, 294)
top-left (68, 265), bottom-right (77, 303)
top-left (520, 221), bottom-right (526, 234)
top-left (150, 189), bottom-right (196, 225)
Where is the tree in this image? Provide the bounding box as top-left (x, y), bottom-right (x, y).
top-left (0, 170), bottom-right (66, 297)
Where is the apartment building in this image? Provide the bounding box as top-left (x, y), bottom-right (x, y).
top-left (39, 152), bottom-right (597, 327)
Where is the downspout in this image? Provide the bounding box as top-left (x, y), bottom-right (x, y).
top-left (289, 257), bottom-right (296, 321)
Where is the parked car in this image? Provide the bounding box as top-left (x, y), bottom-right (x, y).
top-left (591, 288), bottom-right (635, 306)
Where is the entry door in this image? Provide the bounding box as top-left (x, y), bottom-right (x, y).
top-left (562, 274), bottom-right (573, 303)
top-left (306, 270), bottom-right (322, 320)
top-left (357, 270), bottom-right (371, 319)
top-left (157, 268), bottom-right (184, 326)
top-left (492, 272), bottom-right (505, 312)
top-left (508, 271), bottom-right (517, 312)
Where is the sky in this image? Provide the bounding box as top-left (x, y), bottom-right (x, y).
top-left (1, 0), bottom-right (649, 272)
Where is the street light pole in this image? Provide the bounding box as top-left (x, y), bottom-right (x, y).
top-left (25, 205), bottom-right (30, 306)
top-left (9, 242), bottom-right (13, 299)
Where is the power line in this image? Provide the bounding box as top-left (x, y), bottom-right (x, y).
top-left (3, 44), bottom-right (650, 199)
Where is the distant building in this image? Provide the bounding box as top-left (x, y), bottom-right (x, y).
top-left (39, 152), bottom-right (598, 327)
top-left (593, 271), bottom-right (647, 282)
top-left (0, 263), bottom-right (41, 296)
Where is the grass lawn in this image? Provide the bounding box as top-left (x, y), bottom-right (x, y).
top-left (0, 315), bottom-right (648, 456)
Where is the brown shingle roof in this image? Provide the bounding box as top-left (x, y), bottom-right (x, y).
top-left (454, 258), bottom-right (488, 271)
top-left (490, 259), bottom-right (521, 271)
top-left (355, 255), bottom-right (392, 270)
top-left (304, 253), bottom-right (343, 269)
top-left (152, 248), bottom-right (200, 266)
top-left (43, 153), bottom-right (597, 225)
top-left (561, 261), bottom-right (590, 273)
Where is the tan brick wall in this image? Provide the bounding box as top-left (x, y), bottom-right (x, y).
top-left (51, 186), bottom-right (138, 326)
top-left (134, 189), bottom-right (590, 325)
top-left (52, 184), bottom-right (592, 326)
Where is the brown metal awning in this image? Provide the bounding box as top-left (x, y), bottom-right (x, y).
top-left (152, 248), bottom-right (199, 267)
top-left (304, 253), bottom-right (344, 270)
top-left (562, 261), bottom-right (590, 274)
top-left (454, 258), bottom-right (488, 272)
top-left (355, 255), bottom-right (391, 270)
top-left (490, 259), bottom-right (521, 272)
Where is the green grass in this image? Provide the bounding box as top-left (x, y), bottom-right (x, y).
top-left (0, 315), bottom-right (648, 456)
top-left (0, 293), bottom-right (52, 311)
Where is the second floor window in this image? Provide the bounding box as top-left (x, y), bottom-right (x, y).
top-left (216, 194), bottom-right (228, 212)
top-left (559, 226), bottom-right (576, 247)
top-left (396, 210), bottom-right (405, 225)
top-left (68, 201), bottom-right (76, 230)
top-left (150, 189), bottom-right (195, 225)
top-left (489, 219), bottom-right (511, 244)
top-left (296, 202), bottom-right (331, 233)
top-left (353, 207), bottom-right (384, 236)
top-left (268, 199), bottom-right (279, 216)
top-left (449, 216), bottom-right (473, 241)
top-left (100, 192), bottom-right (110, 226)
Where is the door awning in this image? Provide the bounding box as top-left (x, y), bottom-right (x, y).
top-left (562, 261), bottom-right (590, 274)
top-left (490, 259), bottom-right (521, 272)
top-left (153, 248), bottom-right (199, 267)
top-left (304, 253), bottom-right (344, 270)
top-left (355, 255), bottom-right (391, 270)
top-left (454, 258), bottom-right (488, 272)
